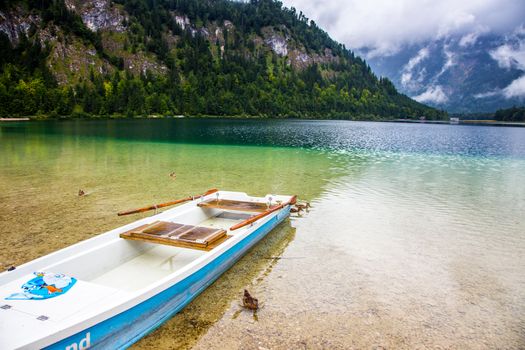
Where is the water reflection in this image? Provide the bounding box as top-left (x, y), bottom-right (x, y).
top-left (2, 119), bottom-right (525, 157)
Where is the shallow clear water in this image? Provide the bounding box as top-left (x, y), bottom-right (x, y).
top-left (1, 119), bottom-right (524, 348)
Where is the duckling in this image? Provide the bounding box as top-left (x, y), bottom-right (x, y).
top-left (296, 202), bottom-right (311, 210)
top-left (78, 189), bottom-right (85, 196)
top-left (242, 289), bottom-right (258, 310)
top-left (169, 172), bottom-right (177, 179)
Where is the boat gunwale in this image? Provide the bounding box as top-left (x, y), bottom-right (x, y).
top-left (1, 191), bottom-right (293, 349)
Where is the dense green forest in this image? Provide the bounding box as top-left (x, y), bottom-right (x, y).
top-left (450, 106), bottom-right (525, 122)
top-left (0, 0), bottom-right (445, 119)
top-left (494, 106), bottom-right (525, 122)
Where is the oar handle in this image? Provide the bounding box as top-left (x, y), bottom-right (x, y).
top-left (229, 195), bottom-right (296, 231)
top-left (118, 188), bottom-right (218, 216)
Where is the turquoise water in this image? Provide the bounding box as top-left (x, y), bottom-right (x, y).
top-left (1, 119), bottom-right (524, 348)
top-left (4, 119), bottom-right (525, 156)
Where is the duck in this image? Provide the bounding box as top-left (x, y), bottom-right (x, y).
top-left (295, 202), bottom-right (310, 210)
top-left (242, 289), bottom-right (258, 310)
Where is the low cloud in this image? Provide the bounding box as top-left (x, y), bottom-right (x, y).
top-left (491, 44), bottom-right (525, 70)
top-left (473, 90), bottom-right (500, 99)
top-left (488, 25), bottom-right (525, 99)
top-left (401, 48), bottom-right (429, 87)
top-left (282, 0), bottom-right (525, 57)
top-left (502, 76), bottom-right (525, 99)
top-left (459, 32), bottom-right (480, 47)
top-left (490, 31), bottom-right (525, 70)
top-left (437, 44), bottom-right (455, 78)
top-left (474, 78), bottom-right (525, 100)
top-left (401, 45), bottom-right (455, 92)
top-left (413, 85), bottom-right (448, 104)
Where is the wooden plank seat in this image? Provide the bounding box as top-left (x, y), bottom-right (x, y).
top-left (198, 199), bottom-right (277, 213)
top-left (120, 221), bottom-right (228, 251)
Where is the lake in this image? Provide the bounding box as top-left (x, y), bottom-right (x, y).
top-left (1, 119), bottom-right (524, 348)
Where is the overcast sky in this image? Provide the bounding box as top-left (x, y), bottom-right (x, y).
top-left (281, 0), bottom-right (525, 57)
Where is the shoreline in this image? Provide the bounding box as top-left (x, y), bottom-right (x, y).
top-left (0, 117), bottom-right (30, 122)
top-left (2, 115), bottom-right (525, 127)
top-left (390, 118), bottom-right (525, 127)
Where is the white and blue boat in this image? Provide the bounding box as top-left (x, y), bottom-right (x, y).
top-left (0, 190), bottom-right (295, 349)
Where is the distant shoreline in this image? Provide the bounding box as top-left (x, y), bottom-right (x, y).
top-left (390, 118), bottom-right (525, 128)
top-left (0, 117), bottom-right (30, 122)
top-left (2, 115), bottom-right (525, 127)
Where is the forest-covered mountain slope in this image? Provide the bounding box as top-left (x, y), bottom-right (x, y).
top-left (0, 0), bottom-right (445, 119)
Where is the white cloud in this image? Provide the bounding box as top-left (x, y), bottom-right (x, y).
top-left (401, 48), bottom-right (429, 86)
top-left (502, 75), bottom-right (525, 98)
top-left (459, 32), bottom-right (479, 47)
top-left (437, 44), bottom-right (455, 77)
top-left (405, 48), bottom-right (430, 72)
top-left (486, 25), bottom-right (525, 99)
top-left (413, 85), bottom-right (448, 104)
top-left (473, 76), bottom-right (525, 100)
top-left (282, 0), bottom-right (525, 57)
top-left (401, 45), bottom-right (455, 91)
top-left (473, 90), bottom-right (500, 99)
top-left (490, 43), bottom-right (525, 70)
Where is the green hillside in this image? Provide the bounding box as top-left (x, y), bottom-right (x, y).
top-left (0, 0), bottom-right (446, 119)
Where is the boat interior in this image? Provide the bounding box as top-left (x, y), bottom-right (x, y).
top-left (37, 198), bottom-right (276, 292)
top-left (119, 199), bottom-right (278, 251)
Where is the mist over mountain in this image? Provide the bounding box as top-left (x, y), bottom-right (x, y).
top-left (365, 28), bottom-right (525, 113)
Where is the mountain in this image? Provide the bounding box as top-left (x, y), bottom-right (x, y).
top-left (366, 29), bottom-right (525, 113)
top-left (0, 0), bottom-right (444, 119)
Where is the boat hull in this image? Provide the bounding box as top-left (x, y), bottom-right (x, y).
top-left (44, 206), bottom-right (290, 349)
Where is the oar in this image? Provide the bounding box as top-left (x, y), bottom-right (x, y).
top-left (229, 195), bottom-right (297, 231)
top-left (118, 188), bottom-right (218, 216)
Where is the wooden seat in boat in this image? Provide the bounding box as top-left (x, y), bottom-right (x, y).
top-left (198, 199), bottom-right (277, 212)
top-left (120, 221), bottom-right (228, 251)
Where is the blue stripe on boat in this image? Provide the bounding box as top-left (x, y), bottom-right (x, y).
top-left (44, 207), bottom-right (290, 350)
